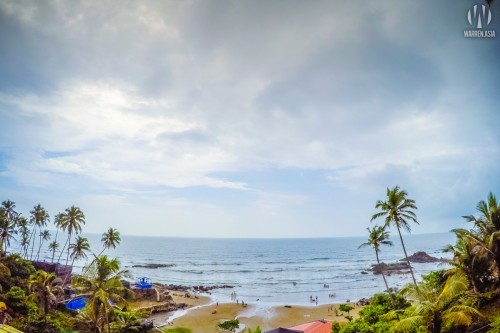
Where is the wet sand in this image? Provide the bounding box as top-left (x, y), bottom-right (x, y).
top-left (151, 297), bottom-right (362, 333)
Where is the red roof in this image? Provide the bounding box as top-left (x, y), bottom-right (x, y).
top-left (289, 320), bottom-right (332, 333)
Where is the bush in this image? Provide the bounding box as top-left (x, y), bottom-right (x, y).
top-left (218, 319), bottom-right (240, 332)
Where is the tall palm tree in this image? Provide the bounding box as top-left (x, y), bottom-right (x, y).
top-left (29, 270), bottom-right (63, 320)
top-left (17, 216), bottom-right (31, 258)
top-left (65, 236), bottom-right (90, 285)
top-left (0, 215), bottom-right (16, 257)
top-left (49, 240), bottom-right (60, 263)
top-left (394, 272), bottom-right (481, 333)
top-left (455, 192), bottom-right (500, 289)
top-left (35, 229), bottom-right (51, 261)
top-left (29, 204), bottom-right (50, 260)
top-left (69, 236), bottom-right (91, 268)
top-left (371, 186), bottom-right (418, 286)
top-left (1, 200), bottom-right (19, 223)
top-left (72, 255), bottom-right (128, 333)
top-left (0, 200), bottom-right (18, 257)
top-left (99, 228), bottom-right (121, 255)
top-left (359, 225), bottom-right (393, 293)
top-left (58, 206), bottom-right (85, 265)
top-left (443, 235), bottom-right (478, 293)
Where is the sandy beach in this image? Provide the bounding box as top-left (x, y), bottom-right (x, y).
top-left (150, 293), bottom-right (362, 333)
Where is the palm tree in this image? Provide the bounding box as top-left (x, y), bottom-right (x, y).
top-left (0, 200), bottom-right (18, 257)
top-left (394, 272), bottom-right (481, 333)
top-left (29, 204), bottom-right (50, 260)
top-left (1, 200), bottom-right (19, 223)
top-left (72, 255), bottom-right (128, 333)
top-left (58, 206), bottom-right (85, 265)
top-left (65, 236), bottom-right (90, 285)
top-left (371, 186), bottom-right (418, 286)
top-left (443, 235), bottom-right (478, 293)
top-left (29, 270), bottom-right (63, 320)
top-left (0, 215), bottom-right (16, 257)
top-left (359, 225), bottom-right (393, 293)
top-left (99, 228), bottom-right (121, 255)
top-left (454, 192), bottom-right (500, 290)
top-left (17, 216), bottom-right (31, 258)
top-left (49, 240), bottom-right (60, 263)
top-left (35, 229), bottom-right (51, 261)
top-left (69, 236), bottom-right (91, 268)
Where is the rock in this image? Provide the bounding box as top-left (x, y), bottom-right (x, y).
top-left (403, 251), bottom-right (449, 263)
top-left (356, 298), bottom-right (370, 306)
top-left (361, 271), bottom-right (368, 275)
top-left (370, 262), bottom-right (410, 275)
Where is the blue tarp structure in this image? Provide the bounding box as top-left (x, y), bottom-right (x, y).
top-left (135, 277), bottom-right (152, 289)
top-left (66, 297), bottom-right (87, 310)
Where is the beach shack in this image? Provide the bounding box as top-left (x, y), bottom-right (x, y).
top-left (135, 277), bottom-right (153, 289)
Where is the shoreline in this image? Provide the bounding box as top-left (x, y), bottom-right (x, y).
top-left (147, 292), bottom-right (362, 332)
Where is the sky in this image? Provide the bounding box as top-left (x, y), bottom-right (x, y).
top-left (0, 0), bottom-right (499, 238)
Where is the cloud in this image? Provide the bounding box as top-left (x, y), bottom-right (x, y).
top-left (0, 0), bottom-right (499, 237)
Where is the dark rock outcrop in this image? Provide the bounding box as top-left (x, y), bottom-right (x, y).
top-left (403, 251), bottom-right (449, 263)
top-left (370, 262), bottom-right (410, 275)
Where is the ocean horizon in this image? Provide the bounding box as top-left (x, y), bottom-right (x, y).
top-left (15, 231), bottom-right (456, 306)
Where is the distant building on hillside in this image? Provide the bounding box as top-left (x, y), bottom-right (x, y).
top-left (265, 319), bottom-right (332, 333)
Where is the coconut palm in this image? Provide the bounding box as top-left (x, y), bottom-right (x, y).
top-left (1, 200), bottom-right (19, 223)
top-left (57, 206), bottom-right (85, 265)
top-left (72, 255), bottom-right (128, 333)
top-left (100, 228), bottom-right (121, 255)
top-left (443, 235), bottom-right (478, 293)
top-left (29, 204), bottom-right (50, 260)
top-left (451, 192), bottom-right (500, 290)
top-left (394, 272), bottom-right (481, 333)
top-left (0, 200), bottom-right (18, 257)
top-left (16, 216), bottom-right (31, 258)
top-left (359, 225), bottom-right (393, 293)
top-left (35, 229), bottom-right (51, 261)
top-left (29, 270), bottom-right (63, 320)
top-left (48, 240), bottom-right (60, 263)
top-left (0, 215), bottom-right (16, 257)
top-left (69, 236), bottom-right (91, 267)
top-left (371, 186), bottom-right (418, 286)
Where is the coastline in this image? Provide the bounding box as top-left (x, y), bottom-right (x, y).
top-left (147, 291), bottom-right (361, 332)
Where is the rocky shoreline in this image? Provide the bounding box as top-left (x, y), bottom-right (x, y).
top-left (365, 251), bottom-right (449, 275)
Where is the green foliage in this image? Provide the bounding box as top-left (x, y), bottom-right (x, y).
top-left (0, 254), bottom-right (35, 290)
top-left (331, 321), bottom-right (341, 333)
top-left (422, 270), bottom-right (447, 292)
top-left (218, 319), bottom-right (240, 332)
top-left (338, 303), bottom-right (354, 315)
top-left (162, 328), bottom-right (193, 333)
top-left (247, 327), bottom-right (262, 333)
top-left (5, 286), bottom-right (34, 315)
top-left (489, 315), bottom-right (500, 333)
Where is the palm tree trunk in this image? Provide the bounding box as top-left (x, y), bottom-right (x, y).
top-left (29, 226), bottom-right (37, 260)
top-left (58, 235), bottom-right (70, 264)
top-left (65, 233), bottom-right (72, 266)
top-left (51, 229), bottom-right (59, 263)
top-left (375, 251), bottom-right (391, 292)
top-left (35, 234), bottom-right (43, 261)
top-left (396, 224), bottom-right (417, 286)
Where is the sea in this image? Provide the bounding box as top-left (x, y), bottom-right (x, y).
top-left (17, 232), bottom-right (456, 306)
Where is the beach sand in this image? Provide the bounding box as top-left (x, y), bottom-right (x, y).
top-left (154, 298), bottom-right (362, 333)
